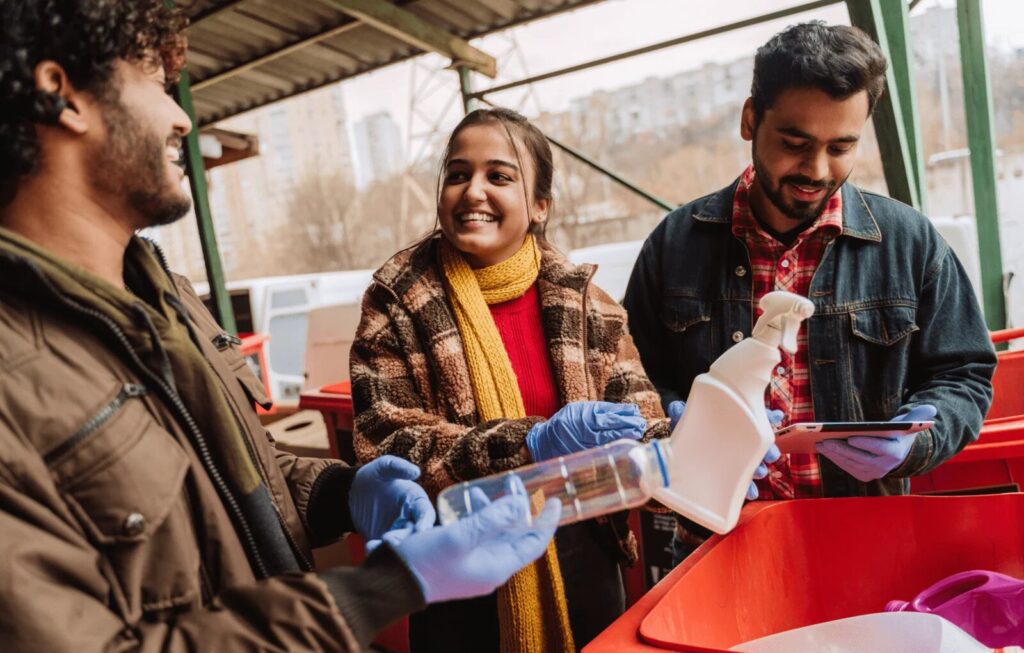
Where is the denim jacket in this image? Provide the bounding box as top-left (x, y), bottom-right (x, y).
top-left (623, 178), bottom-right (996, 497)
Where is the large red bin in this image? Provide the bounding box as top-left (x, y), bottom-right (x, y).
top-left (585, 494), bottom-right (1024, 652)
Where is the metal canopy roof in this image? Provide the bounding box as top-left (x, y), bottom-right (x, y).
top-left (182, 0), bottom-right (600, 127)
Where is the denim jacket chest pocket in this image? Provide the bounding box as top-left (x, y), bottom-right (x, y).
top-left (660, 295), bottom-right (714, 375)
top-left (845, 304), bottom-right (920, 418)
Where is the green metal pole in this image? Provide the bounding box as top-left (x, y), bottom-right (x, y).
top-left (474, 96), bottom-right (675, 212)
top-left (457, 65), bottom-right (476, 114)
top-left (957, 0), bottom-right (1006, 329)
top-left (846, 0), bottom-right (920, 210)
top-left (545, 133), bottom-right (676, 213)
top-left (880, 0), bottom-right (926, 213)
top-left (469, 0), bottom-right (843, 100)
top-left (173, 68), bottom-right (237, 334)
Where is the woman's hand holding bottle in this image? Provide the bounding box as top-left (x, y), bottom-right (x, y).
top-left (525, 401), bottom-right (647, 461)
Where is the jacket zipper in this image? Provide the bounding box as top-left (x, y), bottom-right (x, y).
top-left (23, 264), bottom-right (271, 579)
top-left (45, 383), bottom-right (147, 465)
top-left (165, 293), bottom-right (314, 572)
top-left (159, 251), bottom-right (313, 573)
top-left (156, 244), bottom-right (311, 571)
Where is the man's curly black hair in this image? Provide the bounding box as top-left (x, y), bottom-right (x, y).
top-left (0, 0), bottom-right (187, 184)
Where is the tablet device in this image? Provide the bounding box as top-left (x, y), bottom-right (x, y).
top-left (774, 421), bottom-right (934, 455)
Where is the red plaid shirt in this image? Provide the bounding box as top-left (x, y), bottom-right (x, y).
top-left (732, 166), bottom-right (843, 500)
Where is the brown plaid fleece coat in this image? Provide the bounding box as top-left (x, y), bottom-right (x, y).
top-left (350, 236), bottom-right (669, 562)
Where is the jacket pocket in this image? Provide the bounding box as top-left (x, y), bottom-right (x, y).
top-left (44, 383), bottom-right (148, 468)
top-left (50, 385), bottom-right (199, 615)
top-left (213, 332), bottom-right (272, 408)
top-left (660, 296), bottom-right (712, 333)
top-left (850, 305), bottom-right (919, 346)
top-left (659, 295), bottom-right (714, 375)
top-left (848, 305), bottom-right (919, 417)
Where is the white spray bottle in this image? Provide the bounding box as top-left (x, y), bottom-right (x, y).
top-left (436, 291), bottom-right (815, 535)
top-left (650, 290), bottom-right (815, 532)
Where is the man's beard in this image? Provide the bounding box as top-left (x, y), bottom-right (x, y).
top-left (751, 140), bottom-right (846, 225)
top-left (92, 97), bottom-right (192, 229)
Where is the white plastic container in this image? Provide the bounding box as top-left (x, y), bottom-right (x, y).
top-left (729, 612), bottom-right (1006, 653)
top-left (436, 291), bottom-right (815, 534)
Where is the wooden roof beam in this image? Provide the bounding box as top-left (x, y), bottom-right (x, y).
top-left (191, 20), bottom-right (362, 91)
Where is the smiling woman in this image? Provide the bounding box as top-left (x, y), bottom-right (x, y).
top-left (350, 107), bottom-right (672, 652)
top-left (436, 108), bottom-right (554, 268)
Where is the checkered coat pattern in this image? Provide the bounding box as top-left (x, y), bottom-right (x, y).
top-left (350, 237), bottom-right (669, 562)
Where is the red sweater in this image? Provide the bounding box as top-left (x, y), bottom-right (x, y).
top-left (488, 283), bottom-right (560, 419)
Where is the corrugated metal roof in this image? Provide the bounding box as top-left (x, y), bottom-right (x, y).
top-left (183, 0), bottom-right (600, 126)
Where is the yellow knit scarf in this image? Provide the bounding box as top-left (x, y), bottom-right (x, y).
top-left (440, 234), bottom-right (575, 653)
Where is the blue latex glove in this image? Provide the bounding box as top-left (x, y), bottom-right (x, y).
top-left (816, 404), bottom-right (938, 482)
top-left (669, 401), bottom-right (781, 500)
top-left (667, 400), bottom-right (686, 430)
top-left (525, 401), bottom-right (647, 461)
top-left (386, 494), bottom-right (561, 603)
top-left (349, 456), bottom-right (435, 547)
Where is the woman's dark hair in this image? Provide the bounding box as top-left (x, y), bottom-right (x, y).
top-left (435, 107), bottom-right (555, 239)
top-left (750, 21), bottom-right (887, 121)
top-left (0, 0), bottom-right (187, 184)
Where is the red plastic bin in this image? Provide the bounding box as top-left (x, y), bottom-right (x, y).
top-left (585, 494), bottom-right (1024, 652)
top-left (987, 327), bottom-right (1024, 420)
top-left (911, 327), bottom-right (1024, 494)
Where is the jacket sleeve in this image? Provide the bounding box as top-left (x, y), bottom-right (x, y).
top-left (622, 228), bottom-right (686, 412)
top-left (350, 285), bottom-right (539, 495)
top-left (0, 467), bottom-right (384, 653)
top-left (590, 285), bottom-right (671, 441)
top-left (890, 245), bottom-right (996, 477)
top-left (275, 455), bottom-right (358, 548)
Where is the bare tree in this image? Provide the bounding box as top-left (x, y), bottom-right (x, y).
top-left (273, 170), bottom-right (359, 274)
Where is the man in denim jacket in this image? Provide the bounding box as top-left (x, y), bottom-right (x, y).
top-left (624, 22), bottom-right (995, 558)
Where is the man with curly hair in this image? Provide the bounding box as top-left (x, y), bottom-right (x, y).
top-left (0, 2), bottom-right (561, 651)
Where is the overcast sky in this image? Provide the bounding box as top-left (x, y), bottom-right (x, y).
top-left (338, 0), bottom-right (1024, 156)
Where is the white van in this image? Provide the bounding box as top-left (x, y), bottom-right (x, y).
top-left (195, 269), bottom-right (373, 403)
top-left (195, 240), bottom-right (654, 405)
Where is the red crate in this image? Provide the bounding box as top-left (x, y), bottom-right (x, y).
top-left (299, 380), bottom-right (354, 462)
top-left (585, 494), bottom-right (1024, 652)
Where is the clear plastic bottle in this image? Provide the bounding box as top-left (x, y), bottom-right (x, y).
top-left (437, 439), bottom-right (672, 526)
top-left (437, 291), bottom-right (816, 534)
